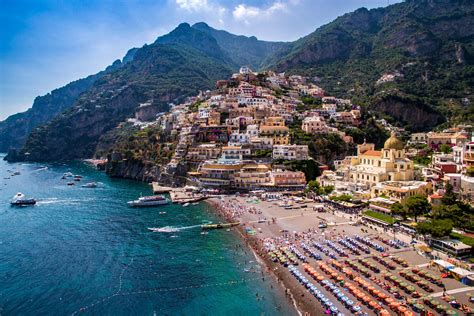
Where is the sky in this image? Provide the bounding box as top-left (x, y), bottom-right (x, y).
top-left (0, 0), bottom-right (400, 120)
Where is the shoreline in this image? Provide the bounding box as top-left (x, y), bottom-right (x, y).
top-left (205, 197), bottom-right (323, 316)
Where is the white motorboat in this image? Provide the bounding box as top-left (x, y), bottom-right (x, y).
top-left (81, 182), bottom-right (97, 188)
top-left (127, 195), bottom-right (169, 207)
top-left (10, 192), bottom-right (36, 206)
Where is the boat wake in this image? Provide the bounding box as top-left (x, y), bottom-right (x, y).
top-left (147, 223), bottom-right (208, 233)
top-left (36, 198), bottom-right (86, 205)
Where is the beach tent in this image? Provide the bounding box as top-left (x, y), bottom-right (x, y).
top-left (449, 267), bottom-right (474, 284)
top-left (433, 259), bottom-right (455, 271)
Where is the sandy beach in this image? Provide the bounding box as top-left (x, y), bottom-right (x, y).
top-left (206, 195), bottom-right (474, 316)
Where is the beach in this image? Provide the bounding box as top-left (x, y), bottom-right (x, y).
top-left (207, 195), bottom-right (474, 316)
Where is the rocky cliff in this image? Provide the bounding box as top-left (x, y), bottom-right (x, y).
top-left (265, 0), bottom-right (474, 130)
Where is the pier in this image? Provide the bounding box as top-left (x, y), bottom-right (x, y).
top-left (151, 182), bottom-right (173, 194)
top-left (169, 188), bottom-right (207, 204)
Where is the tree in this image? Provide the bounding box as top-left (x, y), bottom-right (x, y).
top-left (439, 144), bottom-right (452, 154)
top-left (405, 195), bottom-right (431, 222)
top-left (390, 202), bottom-right (407, 219)
top-left (441, 182), bottom-right (457, 206)
top-left (416, 219), bottom-right (453, 238)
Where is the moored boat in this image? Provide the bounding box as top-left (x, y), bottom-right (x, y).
top-left (127, 195), bottom-right (169, 207)
top-left (10, 192), bottom-right (36, 206)
top-left (81, 182), bottom-right (97, 188)
top-left (201, 222), bottom-right (240, 230)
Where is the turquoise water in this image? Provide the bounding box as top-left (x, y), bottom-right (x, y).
top-left (0, 156), bottom-right (294, 315)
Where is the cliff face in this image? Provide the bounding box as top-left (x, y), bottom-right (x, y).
top-left (0, 55), bottom-right (135, 153)
top-left (371, 95), bottom-right (445, 132)
top-left (105, 155), bottom-right (160, 183)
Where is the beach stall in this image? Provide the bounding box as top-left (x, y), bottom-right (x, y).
top-left (449, 267), bottom-right (474, 284)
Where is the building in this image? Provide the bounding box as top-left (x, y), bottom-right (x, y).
top-left (234, 164), bottom-right (272, 190)
top-left (259, 125), bottom-right (290, 145)
top-left (428, 238), bottom-right (472, 258)
top-left (460, 174), bottom-right (474, 202)
top-left (263, 116), bottom-right (285, 127)
top-left (220, 146), bottom-right (251, 161)
top-left (427, 132), bottom-right (468, 150)
top-left (464, 142), bottom-right (474, 168)
top-left (348, 133), bottom-right (414, 187)
top-left (229, 133), bottom-right (250, 146)
top-left (270, 170), bottom-right (306, 190)
top-left (301, 116), bottom-right (330, 134)
top-left (186, 144), bottom-right (221, 162)
top-left (198, 162), bottom-right (243, 187)
top-left (272, 145), bottom-right (309, 161)
top-left (409, 133), bottom-right (427, 144)
top-left (371, 181), bottom-right (433, 202)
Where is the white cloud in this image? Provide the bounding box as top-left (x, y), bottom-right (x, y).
top-left (232, 1), bottom-right (289, 24)
top-left (175, 0), bottom-right (209, 11)
top-left (175, 0), bottom-right (226, 14)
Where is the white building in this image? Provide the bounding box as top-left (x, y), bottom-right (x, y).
top-left (272, 145), bottom-right (309, 161)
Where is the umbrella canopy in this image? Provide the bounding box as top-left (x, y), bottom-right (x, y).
top-left (404, 311), bottom-right (415, 316)
top-left (413, 304), bottom-right (426, 311)
top-left (398, 306), bottom-right (408, 313)
top-left (380, 309), bottom-right (390, 316)
top-left (436, 305), bottom-right (448, 312)
top-left (445, 310), bottom-right (458, 315)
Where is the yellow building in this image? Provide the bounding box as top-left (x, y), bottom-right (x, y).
top-left (349, 133), bottom-right (414, 186)
top-left (234, 164), bottom-right (272, 189)
top-left (371, 181), bottom-right (433, 202)
top-left (259, 125), bottom-right (290, 145)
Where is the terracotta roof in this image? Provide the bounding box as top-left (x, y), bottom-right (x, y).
top-left (361, 150), bottom-right (382, 157)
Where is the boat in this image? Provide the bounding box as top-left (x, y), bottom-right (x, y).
top-left (182, 202), bottom-right (190, 207)
top-left (127, 195), bottom-right (169, 207)
top-left (63, 172), bottom-right (73, 177)
top-left (201, 222), bottom-right (240, 230)
top-left (10, 192), bottom-right (36, 206)
top-left (192, 202), bottom-right (199, 205)
top-left (67, 182), bottom-right (75, 186)
top-left (81, 182), bottom-right (97, 188)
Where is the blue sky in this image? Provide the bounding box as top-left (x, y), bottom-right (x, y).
top-left (0, 0), bottom-right (400, 120)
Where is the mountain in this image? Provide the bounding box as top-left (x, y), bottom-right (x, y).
top-left (191, 22), bottom-right (288, 69)
top-left (9, 24), bottom-right (233, 161)
top-left (265, 0), bottom-right (474, 131)
top-left (0, 48), bottom-right (137, 152)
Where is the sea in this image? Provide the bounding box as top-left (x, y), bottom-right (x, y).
top-left (0, 155), bottom-right (295, 315)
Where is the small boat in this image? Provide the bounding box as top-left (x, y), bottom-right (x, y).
top-left (74, 175), bottom-right (82, 179)
top-left (10, 192), bottom-right (36, 206)
top-left (127, 195), bottom-right (169, 207)
top-left (67, 182), bottom-right (75, 186)
top-left (63, 172), bottom-right (73, 177)
top-left (192, 202), bottom-right (199, 205)
top-left (73, 177), bottom-right (81, 181)
top-left (182, 202), bottom-right (190, 207)
top-left (201, 222), bottom-right (240, 230)
top-left (81, 182), bottom-right (97, 188)
top-left (12, 171), bottom-right (21, 176)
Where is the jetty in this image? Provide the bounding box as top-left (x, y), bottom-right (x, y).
top-left (151, 182), bottom-right (173, 194)
top-left (169, 188), bottom-right (207, 204)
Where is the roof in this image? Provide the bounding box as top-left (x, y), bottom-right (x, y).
top-left (259, 125), bottom-right (289, 131)
top-left (361, 150), bottom-right (382, 157)
top-left (384, 133), bottom-right (404, 150)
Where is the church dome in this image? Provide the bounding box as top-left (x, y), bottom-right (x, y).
top-left (384, 133), bottom-right (404, 150)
